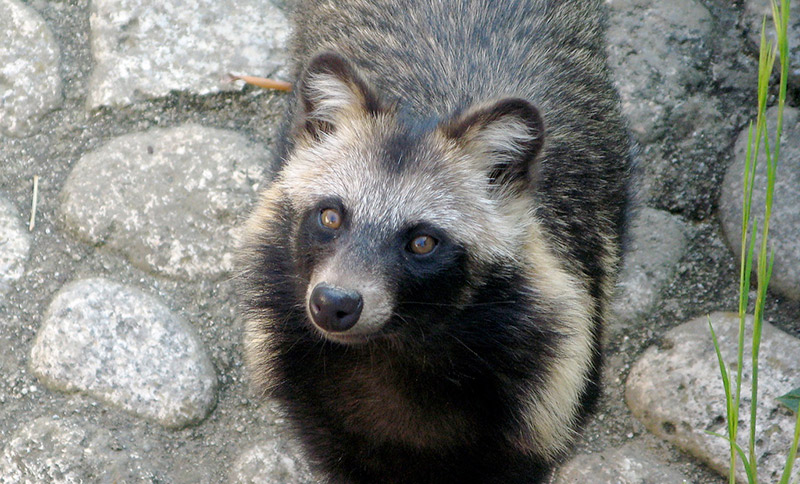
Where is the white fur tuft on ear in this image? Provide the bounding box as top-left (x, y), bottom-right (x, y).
top-left (304, 72), bottom-right (365, 125)
top-left (471, 115), bottom-right (539, 159)
top-left (440, 98), bottom-right (545, 186)
top-left (296, 51), bottom-right (382, 138)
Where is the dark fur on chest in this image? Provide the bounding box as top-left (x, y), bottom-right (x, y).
top-left (246, 216), bottom-right (562, 482)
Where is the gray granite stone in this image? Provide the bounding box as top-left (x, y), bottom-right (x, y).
top-left (606, 0), bottom-right (712, 145)
top-left (30, 278), bottom-right (218, 428)
top-left (0, 0), bottom-right (62, 137)
top-left (60, 125), bottom-right (266, 280)
top-left (743, 0), bottom-right (800, 87)
top-left (613, 208), bottom-right (690, 323)
top-left (606, 0), bottom-right (734, 219)
top-left (0, 196), bottom-right (30, 297)
top-left (0, 416), bottom-right (163, 483)
top-left (231, 438), bottom-right (314, 484)
top-left (556, 442), bottom-right (690, 484)
top-left (719, 106), bottom-right (800, 301)
top-left (88, 0), bottom-right (289, 108)
top-left (626, 312), bottom-right (800, 483)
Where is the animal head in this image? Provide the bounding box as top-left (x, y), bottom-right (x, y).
top-left (248, 51), bottom-right (546, 345)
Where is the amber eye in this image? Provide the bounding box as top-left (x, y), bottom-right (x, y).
top-left (408, 235), bottom-right (437, 255)
top-left (320, 208), bottom-right (342, 229)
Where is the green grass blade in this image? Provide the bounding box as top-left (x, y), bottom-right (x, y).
top-left (707, 430), bottom-right (759, 482)
top-left (778, 397), bottom-right (800, 484)
top-left (709, 317), bottom-right (739, 483)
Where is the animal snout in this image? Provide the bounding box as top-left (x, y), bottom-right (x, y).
top-left (309, 283), bottom-right (363, 332)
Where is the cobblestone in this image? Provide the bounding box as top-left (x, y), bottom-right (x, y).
top-left (556, 441), bottom-right (691, 483)
top-left (30, 278), bottom-right (218, 429)
top-left (59, 125), bottom-right (267, 281)
top-left (88, 0), bottom-right (289, 107)
top-left (0, 196), bottom-right (30, 297)
top-left (0, 416), bottom-right (163, 483)
top-left (0, 0), bottom-right (62, 137)
top-left (626, 312), bottom-right (800, 483)
top-left (719, 106), bottom-right (800, 301)
top-left (612, 208), bottom-right (691, 326)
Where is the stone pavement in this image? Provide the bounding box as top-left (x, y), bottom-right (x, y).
top-left (1, 0), bottom-right (799, 482)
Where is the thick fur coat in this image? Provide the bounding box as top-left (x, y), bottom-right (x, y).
top-left (236, 1), bottom-right (631, 482)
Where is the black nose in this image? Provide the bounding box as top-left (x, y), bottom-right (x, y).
top-left (309, 283), bottom-right (363, 332)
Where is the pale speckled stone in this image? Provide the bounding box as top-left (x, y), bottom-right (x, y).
top-left (612, 208), bottom-right (690, 323)
top-left (0, 196), bottom-right (30, 297)
top-left (626, 312), bottom-right (800, 483)
top-left (230, 439), bottom-right (315, 484)
top-left (556, 442), bottom-right (691, 484)
top-left (30, 278), bottom-right (217, 428)
top-left (719, 106), bottom-right (800, 301)
top-left (88, 0), bottom-right (289, 107)
top-left (59, 125), bottom-right (266, 281)
top-left (0, 0), bottom-right (62, 137)
top-left (0, 417), bottom-right (163, 483)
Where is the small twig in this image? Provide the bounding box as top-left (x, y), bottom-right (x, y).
top-left (224, 73), bottom-right (292, 92)
top-left (29, 175), bottom-right (39, 231)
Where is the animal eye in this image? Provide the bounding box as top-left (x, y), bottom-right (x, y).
top-left (408, 235), bottom-right (437, 255)
top-left (320, 208), bottom-right (342, 229)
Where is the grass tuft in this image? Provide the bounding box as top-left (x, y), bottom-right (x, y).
top-left (707, 1), bottom-right (796, 483)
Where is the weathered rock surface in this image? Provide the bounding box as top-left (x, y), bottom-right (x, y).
top-left (59, 125), bottom-right (266, 280)
top-left (719, 106), bottom-right (800, 301)
top-left (606, 0), bottom-right (740, 219)
top-left (88, 0), bottom-right (289, 107)
top-left (231, 438), bottom-right (314, 484)
top-left (556, 442), bottom-right (691, 483)
top-left (607, 0), bottom-right (713, 145)
top-left (30, 278), bottom-right (217, 428)
top-left (613, 208), bottom-right (690, 323)
top-left (0, 417), bottom-right (163, 483)
top-left (0, 196), bottom-right (30, 297)
top-left (626, 312), bottom-right (800, 483)
top-left (0, 0), bottom-right (62, 137)
top-left (743, 0), bottom-right (800, 87)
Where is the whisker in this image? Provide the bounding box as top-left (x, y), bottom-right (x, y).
top-left (401, 300), bottom-right (517, 307)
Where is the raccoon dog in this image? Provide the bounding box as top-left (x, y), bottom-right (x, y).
top-left (237, 0), bottom-right (631, 482)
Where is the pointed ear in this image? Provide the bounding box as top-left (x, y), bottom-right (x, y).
top-left (295, 51), bottom-right (383, 138)
top-left (440, 98), bottom-right (545, 186)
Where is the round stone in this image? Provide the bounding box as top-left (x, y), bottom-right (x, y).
top-left (0, 417), bottom-right (162, 482)
top-left (59, 125), bottom-right (267, 281)
top-left (0, 195), bottom-right (31, 297)
top-left (612, 208), bottom-right (690, 323)
top-left (88, 0), bottom-right (289, 107)
top-left (607, 0), bottom-right (713, 144)
top-left (0, 0), bottom-right (62, 137)
top-left (606, 0), bottom-right (736, 219)
top-left (30, 278), bottom-right (218, 428)
top-left (231, 439), bottom-right (314, 484)
top-left (626, 312), bottom-right (800, 483)
top-left (555, 442), bottom-right (691, 483)
top-left (719, 106), bottom-right (800, 301)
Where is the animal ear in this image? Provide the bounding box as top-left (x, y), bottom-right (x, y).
top-left (440, 98), bottom-right (545, 186)
top-left (295, 51), bottom-right (382, 138)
